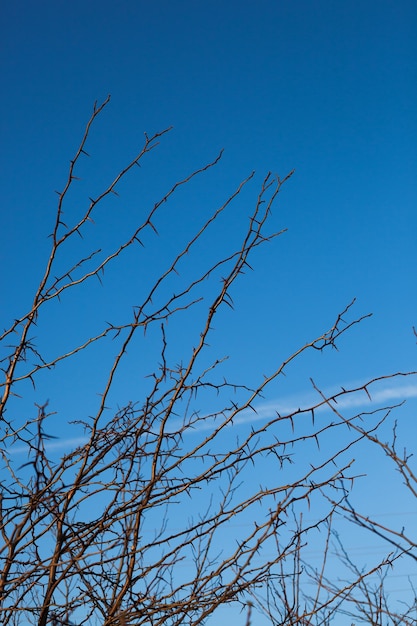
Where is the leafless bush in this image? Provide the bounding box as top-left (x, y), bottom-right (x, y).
top-left (0, 97), bottom-right (415, 626)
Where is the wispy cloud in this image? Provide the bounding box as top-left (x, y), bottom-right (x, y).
top-left (6, 437), bottom-right (88, 456)
top-left (229, 379), bottom-right (417, 427)
top-left (4, 378), bottom-right (417, 454)
top-left (328, 383), bottom-right (417, 409)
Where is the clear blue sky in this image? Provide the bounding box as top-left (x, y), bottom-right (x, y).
top-left (1, 1), bottom-right (416, 622)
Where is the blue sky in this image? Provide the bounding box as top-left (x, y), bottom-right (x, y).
top-left (1, 1), bottom-right (417, 622)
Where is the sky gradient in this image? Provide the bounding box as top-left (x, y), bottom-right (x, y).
top-left (1, 2), bottom-right (417, 623)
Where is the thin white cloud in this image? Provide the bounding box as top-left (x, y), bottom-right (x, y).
top-left (4, 379), bottom-right (417, 454)
top-left (230, 379), bottom-right (417, 427)
top-left (5, 437), bottom-right (88, 456)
